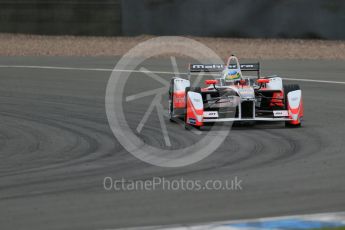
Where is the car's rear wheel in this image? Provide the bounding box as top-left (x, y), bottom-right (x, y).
top-left (169, 96), bottom-right (174, 122)
top-left (184, 87), bottom-right (191, 129)
top-left (169, 79), bottom-right (175, 122)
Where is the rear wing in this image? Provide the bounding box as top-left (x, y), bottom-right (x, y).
top-left (189, 64), bottom-right (224, 72)
top-left (189, 63), bottom-right (260, 74)
top-left (229, 63), bottom-right (260, 72)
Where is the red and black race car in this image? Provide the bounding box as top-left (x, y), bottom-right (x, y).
top-left (168, 55), bottom-right (303, 129)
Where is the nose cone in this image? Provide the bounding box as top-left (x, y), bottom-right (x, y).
top-left (238, 87), bottom-right (255, 99)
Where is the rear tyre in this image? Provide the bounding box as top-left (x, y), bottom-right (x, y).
top-left (169, 97), bottom-right (174, 122)
top-left (285, 122), bottom-right (301, 128)
top-left (184, 87), bottom-right (191, 129)
top-left (169, 79), bottom-right (175, 122)
top-left (284, 84), bottom-right (301, 128)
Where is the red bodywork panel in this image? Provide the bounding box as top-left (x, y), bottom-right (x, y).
top-left (186, 96), bottom-right (203, 126)
top-left (173, 91), bottom-right (186, 109)
top-left (270, 91), bottom-right (284, 107)
top-left (288, 97), bottom-right (304, 125)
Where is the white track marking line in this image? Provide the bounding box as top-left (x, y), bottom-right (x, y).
top-left (162, 113), bottom-right (202, 135)
top-left (170, 56), bottom-right (180, 78)
top-left (136, 94), bottom-right (158, 133)
top-left (192, 72), bottom-right (206, 87)
top-left (0, 65), bottom-right (178, 75)
top-left (157, 102), bottom-right (171, 147)
top-left (104, 211), bottom-right (345, 230)
top-left (282, 77), bottom-right (345, 84)
top-left (0, 65), bottom-right (345, 85)
top-left (126, 88), bottom-right (165, 102)
top-left (139, 67), bottom-right (170, 86)
top-left (0, 65), bottom-right (113, 72)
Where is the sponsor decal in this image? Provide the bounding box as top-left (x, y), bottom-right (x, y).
top-left (191, 64), bottom-right (223, 70)
top-left (204, 64), bottom-right (223, 69)
top-left (191, 64), bottom-right (205, 69)
top-left (174, 97), bottom-right (185, 104)
top-left (273, 110), bottom-right (289, 117)
top-left (225, 70), bottom-right (241, 81)
top-left (189, 118), bottom-right (196, 124)
top-left (238, 88), bottom-right (254, 98)
top-left (228, 64), bottom-right (238, 69)
top-left (228, 64), bottom-right (257, 69)
top-left (203, 111), bottom-right (219, 118)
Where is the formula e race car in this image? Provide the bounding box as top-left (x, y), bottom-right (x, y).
top-left (168, 55), bottom-right (303, 129)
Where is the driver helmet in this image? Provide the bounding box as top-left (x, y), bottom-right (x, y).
top-left (224, 69), bottom-right (242, 81)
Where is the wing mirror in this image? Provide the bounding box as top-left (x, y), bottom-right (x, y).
top-left (257, 78), bottom-right (270, 84)
top-left (205, 79), bottom-right (218, 85)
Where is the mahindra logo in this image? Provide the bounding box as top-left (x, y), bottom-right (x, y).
top-left (191, 64), bottom-right (223, 69)
top-left (204, 64), bottom-right (223, 69)
top-left (191, 64), bottom-right (205, 69)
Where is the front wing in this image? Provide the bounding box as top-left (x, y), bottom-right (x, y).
top-left (186, 91), bottom-right (303, 125)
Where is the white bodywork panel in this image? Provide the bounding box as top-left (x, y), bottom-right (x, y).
top-left (187, 92), bottom-right (203, 122)
top-left (174, 78), bottom-right (190, 92)
top-left (287, 90), bottom-right (302, 120)
top-left (266, 77), bottom-right (283, 90)
top-left (187, 92), bottom-right (203, 110)
top-left (287, 90), bottom-right (302, 109)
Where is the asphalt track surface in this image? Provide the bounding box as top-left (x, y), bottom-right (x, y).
top-left (0, 57), bottom-right (345, 230)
